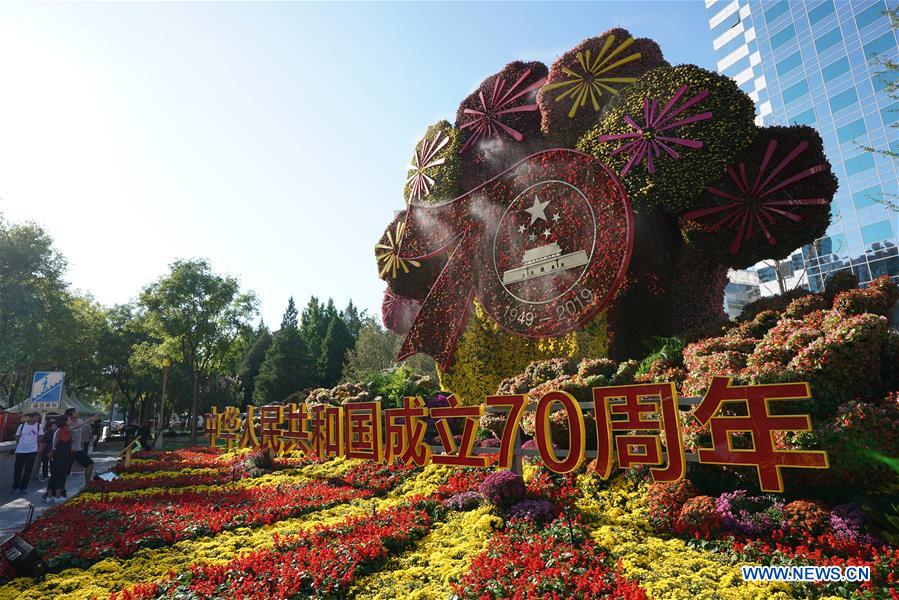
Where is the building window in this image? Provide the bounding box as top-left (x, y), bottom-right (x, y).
top-left (855, 1), bottom-right (888, 30)
top-left (782, 79), bottom-right (810, 104)
top-left (771, 24), bottom-right (797, 49)
top-left (819, 233), bottom-right (847, 256)
top-left (881, 102), bottom-right (898, 126)
top-left (776, 51), bottom-right (803, 76)
top-left (757, 266), bottom-right (777, 283)
top-left (822, 57), bottom-right (850, 82)
top-left (853, 262), bottom-right (872, 284)
top-left (790, 107), bottom-right (816, 125)
top-left (852, 185), bottom-right (883, 210)
top-left (874, 69), bottom-right (897, 92)
top-left (845, 152), bottom-right (876, 176)
top-left (711, 8), bottom-right (741, 35)
top-left (837, 118), bottom-right (867, 144)
top-left (808, 0), bottom-right (835, 25)
top-left (861, 220), bottom-right (895, 246)
top-left (815, 27), bottom-right (843, 53)
top-left (764, 1), bottom-right (790, 23)
top-left (869, 256), bottom-right (899, 278)
top-left (865, 31), bottom-right (897, 60)
top-left (828, 87), bottom-right (858, 113)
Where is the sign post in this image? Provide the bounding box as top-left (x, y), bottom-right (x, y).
top-left (30, 372), bottom-right (64, 411)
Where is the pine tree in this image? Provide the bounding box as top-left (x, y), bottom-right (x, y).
top-left (253, 298), bottom-right (312, 405)
top-left (317, 315), bottom-right (355, 387)
top-left (238, 327), bottom-right (272, 406)
top-left (300, 297), bottom-right (325, 358)
top-left (340, 300), bottom-right (364, 339)
top-left (300, 297), bottom-right (341, 387)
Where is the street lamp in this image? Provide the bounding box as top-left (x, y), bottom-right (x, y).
top-left (156, 358), bottom-right (170, 450)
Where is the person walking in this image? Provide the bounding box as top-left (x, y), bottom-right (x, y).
top-left (138, 422), bottom-right (151, 450)
top-left (11, 412), bottom-right (43, 493)
top-left (91, 418), bottom-right (101, 451)
top-left (64, 408), bottom-right (94, 484)
top-left (46, 416), bottom-right (71, 503)
top-left (38, 419), bottom-right (58, 480)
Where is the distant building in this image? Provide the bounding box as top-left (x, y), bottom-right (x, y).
top-left (706, 0), bottom-right (899, 296)
top-left (725, 269), bottom-right (762, 318)
top-left (502, 242), bottom-right (589, 284)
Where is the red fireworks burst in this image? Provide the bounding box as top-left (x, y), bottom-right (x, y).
top-left (683, 139), bottom-right (831, 254)
top-left (458, 67), bottom-right (546, 154)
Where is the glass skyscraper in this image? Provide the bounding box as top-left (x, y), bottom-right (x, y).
top-left (706, 0), bottom-right (898, 292)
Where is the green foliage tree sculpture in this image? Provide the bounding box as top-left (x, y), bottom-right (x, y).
top-left (375, 26), bottom-right (839, 395)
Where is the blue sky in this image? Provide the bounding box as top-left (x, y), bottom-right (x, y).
top-left (0, 1), bottom-right (717, 326)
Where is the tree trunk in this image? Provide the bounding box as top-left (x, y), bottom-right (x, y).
top-left (189, 368), bottom-right (199, 447)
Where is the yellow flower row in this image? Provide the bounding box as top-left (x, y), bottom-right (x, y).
top-left (72, 457), bottom-right (360, 503)
top-left (116, 467), bottom-right (222, 480)
top-left (0, 461), bottom-right (451, 600)
top-left (351, 505), bottom-right (501, 600)
top-left (577, 473), bottom-right (787, 599)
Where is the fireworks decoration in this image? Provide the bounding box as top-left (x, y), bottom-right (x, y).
top-left (382, 289), bottom-right (421, 335)
top-left (459, 67), bottom-right (547, 154)
top-left (683, 139), bottom-right (831, 255)
top-left (406, 131), bottom-right (450, 203)
top-left (376, 220), bottom-right (421, 279)
top-left (598, 84), bottom-right (712, 176)
top-left (541, 34), bottom-right (642, 119)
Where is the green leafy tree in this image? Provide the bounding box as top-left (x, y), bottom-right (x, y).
top-left (0, 216), bottom-right (68, 404)
top-left (51, 293), bottom-right (107, 396)
top-left (317, 315), bottom-right (355, 387)
top-left (253, 298), bottom-right (313, 405)
top-left (342, 316), bottom-right (399, 382)
top-left (342, 316), bottom-right (437, 384)
top-left (238, 326), bottom-right (272, 406)
top-left (140, 259), bottom-right (257, 445)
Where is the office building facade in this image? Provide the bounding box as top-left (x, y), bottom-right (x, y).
top-left (706, 0), bottom-right (898, 292)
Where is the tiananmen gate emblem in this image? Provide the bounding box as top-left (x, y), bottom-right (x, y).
top-left (396, 149), bottom-right (633, 369)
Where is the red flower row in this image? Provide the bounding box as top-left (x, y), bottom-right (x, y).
top-left (27, 481), bottom-right (371, 571)
top-left (455, 518), bottom-right (646, 599)
top-left (334, 460), bottom-right (419, 495)
top-left (115, 503), bottom-right (435, 600)
top-left (114, 448), bottom-right (237, 474)
top-left (730, 532), bottom-right (899, 597)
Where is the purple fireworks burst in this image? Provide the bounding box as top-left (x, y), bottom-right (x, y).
top-left (598, 84), bottom-right (712, 176)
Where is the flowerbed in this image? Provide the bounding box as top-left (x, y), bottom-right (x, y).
top-left (124, 503), bottom-right (436, 600)
top-left (455, 518), bottom-right (646, 599)
top-left (0, 448), bottom-right (896, 599)
top-left (3, 272), bottom-right (899, 598)
top-left (28, 481), bottom-right (370, 571)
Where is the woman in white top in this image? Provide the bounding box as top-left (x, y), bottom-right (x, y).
top-left (12, 412), bottom-right (43, 493)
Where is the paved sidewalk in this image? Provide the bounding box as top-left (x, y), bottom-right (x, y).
top-left (0, 450), bottom-right (120, 538)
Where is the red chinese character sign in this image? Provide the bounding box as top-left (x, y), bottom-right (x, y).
top-left (206, 378), bottom-right (831, 493)
top-left (395, 149), bottom-right (633, 369)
